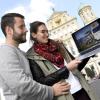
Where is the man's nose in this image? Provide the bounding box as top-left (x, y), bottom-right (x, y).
top-left (25, 28), bottom-right (28, 33)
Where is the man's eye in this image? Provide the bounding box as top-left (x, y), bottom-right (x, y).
top-left (19, 24), bottom-right (25, 29)
top-left (41, 30), bottom-right (48, 33)
top-left (19, 26), bottom-right (24, 29)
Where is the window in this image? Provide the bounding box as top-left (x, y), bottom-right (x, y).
top-left (98, 62), bottom-right (100, 66)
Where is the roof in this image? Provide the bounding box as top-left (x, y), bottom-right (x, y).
top-left (47, 11), bottom-right (67, 21)
top-left (78, 3), bottom-right (91, 12)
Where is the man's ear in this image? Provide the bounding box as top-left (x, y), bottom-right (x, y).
top-left (5, 26), bottom-right (13, 35)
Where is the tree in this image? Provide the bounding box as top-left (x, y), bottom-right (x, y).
top-left (85, 67), bottom-right (95, 78)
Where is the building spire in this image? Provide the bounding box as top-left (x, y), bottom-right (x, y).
top-left (52, 7), bottom-right (55, 12)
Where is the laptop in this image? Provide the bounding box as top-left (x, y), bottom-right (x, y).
top-left (72, 18), bottom-right (100, 60)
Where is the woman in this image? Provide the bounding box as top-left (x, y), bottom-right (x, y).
top-left (27, 21), bottom-right (96, 100)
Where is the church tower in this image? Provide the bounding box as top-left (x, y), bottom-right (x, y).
top-left (78, 4), bottom-right (97, 25)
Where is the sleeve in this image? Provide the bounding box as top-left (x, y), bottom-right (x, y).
top-left (28, 59), bottom-right (69, 86)
top-left (0, 47), bottom-right (53, 100)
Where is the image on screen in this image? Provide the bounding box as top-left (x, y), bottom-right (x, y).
top-left (73, 21), bottom-right (100, 52)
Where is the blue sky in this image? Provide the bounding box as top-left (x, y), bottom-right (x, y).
top-left (0, 0), bottom-right (100, 50)
top-left (51, 0), bottom-right (100, 25)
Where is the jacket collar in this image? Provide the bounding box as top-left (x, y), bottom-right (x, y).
top-left (27, 47), bottom-right (47, 60)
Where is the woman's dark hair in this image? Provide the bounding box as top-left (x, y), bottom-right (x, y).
top-left (1, 13), bottom-right (24, 36)
top-left (30, 21), bottom-right (45, 41)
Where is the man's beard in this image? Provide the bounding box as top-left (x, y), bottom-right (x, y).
top-left (13, 31), bottom-right (26, 44)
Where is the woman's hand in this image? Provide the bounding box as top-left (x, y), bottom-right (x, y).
top-left (55, 39), bottom-right (63, 43)
top-left (67, 59), bottom-right (82, 71)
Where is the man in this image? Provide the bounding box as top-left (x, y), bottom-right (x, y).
top-left (0, 13), bottom-right (70, 100)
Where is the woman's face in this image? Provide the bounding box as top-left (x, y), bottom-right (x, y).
top-left (32, 24), bottom-right (49, 44)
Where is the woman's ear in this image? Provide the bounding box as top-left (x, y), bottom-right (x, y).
top-left (31, 33), bottom-right (37, 39)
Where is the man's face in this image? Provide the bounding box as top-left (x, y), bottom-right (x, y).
top-left (12, 17), bottom-right (27, 43)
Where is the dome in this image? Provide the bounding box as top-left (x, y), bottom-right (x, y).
top-left (78, 4), bottom-right (91, 13)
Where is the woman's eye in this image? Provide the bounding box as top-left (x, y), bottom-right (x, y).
top-left (41, 30), bottom-right (48, 33)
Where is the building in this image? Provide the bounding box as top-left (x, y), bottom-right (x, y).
top-left (47, 11), bottom-right (79, 56)
top-left (47, 5), bottom-right (100, 80)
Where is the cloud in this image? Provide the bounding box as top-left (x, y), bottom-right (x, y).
top-left (2, 0), bottom-right (55, 51)
top-left (5, 6), bottom-right (26, 16)
top-left (5, 0), bottom-right (54, 23)
top-left (28, 0), bottom-right (54, 23)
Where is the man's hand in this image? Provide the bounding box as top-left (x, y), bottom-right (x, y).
top-left (52, 81), bottom-right (70, 96)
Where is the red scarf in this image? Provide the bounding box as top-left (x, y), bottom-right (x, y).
top-left (33, 39), bottom-right (64, 68)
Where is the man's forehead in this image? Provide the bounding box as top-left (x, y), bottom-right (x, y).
top-left (14, 17), bottom-right (24, 23)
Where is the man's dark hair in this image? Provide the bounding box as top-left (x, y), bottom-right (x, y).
top-left (30, 21), bottom-right (45, 41)
top-left (1, 13), bottom-right (24, 36)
